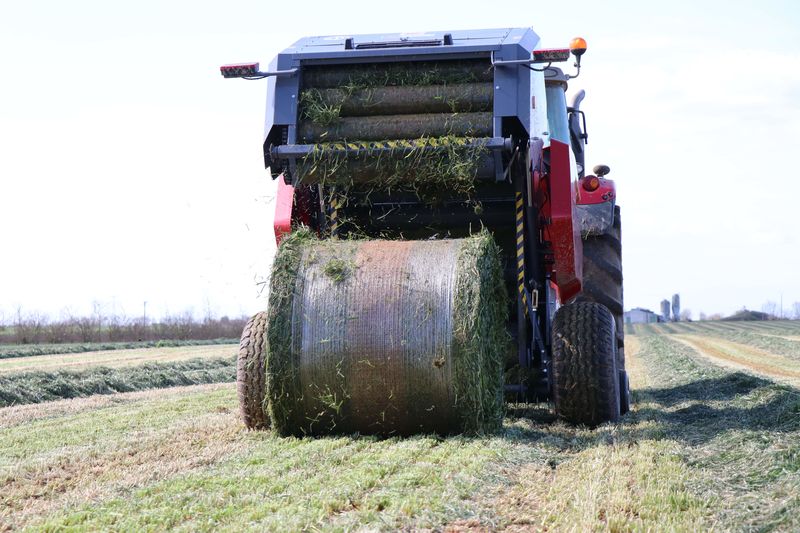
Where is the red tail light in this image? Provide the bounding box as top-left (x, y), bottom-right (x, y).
top-left (532, 48), bottom-right (571, 63)
top-left (220, 63), bottom-right (260, 78)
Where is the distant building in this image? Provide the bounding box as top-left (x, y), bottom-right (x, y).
top-left (672, 294), bottom-right (681, 322)
top-left (625, 308), bottom-right (660, 324)
top-left (660, 299), bottom-right (671, 322)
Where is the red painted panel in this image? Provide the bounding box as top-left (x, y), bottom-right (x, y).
top-left (544, 140), bottom-right (582, 302)
top-left (273, 175), bottom-right (294, 245)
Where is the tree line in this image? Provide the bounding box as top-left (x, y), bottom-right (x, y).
top-left (0, 307), bottom-right (248, 345)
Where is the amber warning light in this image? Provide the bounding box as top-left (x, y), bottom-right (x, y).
top-left (570, 37), bottom-right (588, 57)
top-left (582, 175), bottom-right (601, 192)
top-left (220, 63), bottom-right (260, 78)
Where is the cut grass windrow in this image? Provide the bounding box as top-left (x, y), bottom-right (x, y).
top-left (0, 338), bottom-right (237, 359)
top-left (0, 357), bottom-right (235, 407)
top-left (0, 343), bottom-right (237, 374)
top-left (675, 334), bottom-right (800, 386)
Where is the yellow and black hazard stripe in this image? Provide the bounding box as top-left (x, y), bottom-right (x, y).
top-left (515, 191), bottom-right (527, 316)
top-left (329, 191), bottom-right (340, 237)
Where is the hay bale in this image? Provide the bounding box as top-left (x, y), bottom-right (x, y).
top-left (265, 231), bottom-right (508, 436)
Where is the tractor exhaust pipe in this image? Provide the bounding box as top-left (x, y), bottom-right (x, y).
top-left (568, 89), bottom-right (587, 178)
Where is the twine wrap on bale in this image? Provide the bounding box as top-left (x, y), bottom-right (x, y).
top-left (266, 230), bottom-right (507, 436)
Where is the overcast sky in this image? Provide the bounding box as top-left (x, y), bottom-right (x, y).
top-left (1, 0), bottom-right (798, 321)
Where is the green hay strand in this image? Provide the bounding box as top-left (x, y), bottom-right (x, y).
top-left (322, 257), bottom-right (355, 283)
top-left (451, 230), bottom-right (508, 433)
top-left (265, 228), bottom-right (316, 433)
top-left (296, 135), bottom-right (487, 200)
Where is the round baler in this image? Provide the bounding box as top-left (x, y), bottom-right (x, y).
top-left (226, 27), bottom-right (628, 435)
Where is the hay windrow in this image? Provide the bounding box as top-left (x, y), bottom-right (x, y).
top-left (0, 357), bottom-right (235, 407)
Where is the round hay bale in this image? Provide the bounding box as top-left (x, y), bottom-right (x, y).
top-left (265, 230), bottom-right (508, 436)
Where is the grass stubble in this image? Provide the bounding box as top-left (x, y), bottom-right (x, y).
top-left (0, 325), bottom-right (798, 530)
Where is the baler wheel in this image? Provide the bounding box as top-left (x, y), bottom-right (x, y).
top-left (551, 302), bottom-right (620, 426)
top-left (575, 205), bottom-right (629, 413)
top-left (237, 311), bottom-right (269, 429)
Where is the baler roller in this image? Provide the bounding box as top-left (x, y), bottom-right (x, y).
top-left (273, 137), bottom-right (511, 185)
top-left (272, 136), bottom-right (512, 158)
top-left (298, 111), bottom-right (493, 143)
top-left (301, 59), bottom-right (493, 89)
top-left (302, 83), bottom-right (493, 117)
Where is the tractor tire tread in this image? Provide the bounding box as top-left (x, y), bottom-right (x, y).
top-left (552, 302), bottom-right (620, 426)
top-left (237, 311), bottom-right (270, 429)
top-left (574, 206), bottom-right (625, 369)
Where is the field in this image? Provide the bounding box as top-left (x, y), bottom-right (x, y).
top-left (2, 322), bottom-right (800, 531)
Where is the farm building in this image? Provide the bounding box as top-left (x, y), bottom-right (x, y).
top-left (625, 307), bottom-right (661, 324)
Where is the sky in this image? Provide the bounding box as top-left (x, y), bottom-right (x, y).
top-left (1, 0), bottom-right (799, 321)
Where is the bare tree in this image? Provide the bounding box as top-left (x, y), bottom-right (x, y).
top-left (699, 311), bottom-right (707, 321)
top-left (793, 302), bottom-right (800, 320)
top-left (680, 309), bottom-right (693, 322)
top-left (14, 307), bottom-right (46, 344)
top-left (762, 301), bottom-right (778, 319)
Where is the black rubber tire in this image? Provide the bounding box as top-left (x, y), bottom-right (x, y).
top-left (575, 205), bottom-right (628, 414)
top-left (551, 302), bottom-right (620, 426)
top-left (619, 369), bottom-right (630, 415)
top-left (237, 311), bottom-right (270, 429)
top-left (576, 205), bottom-right (624, 366)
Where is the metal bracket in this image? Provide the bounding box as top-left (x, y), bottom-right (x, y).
top-left (243, 68), bottom-right (298, 80)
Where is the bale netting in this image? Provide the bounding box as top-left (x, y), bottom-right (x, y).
top-left (265, 230), bottom-right (508, 437)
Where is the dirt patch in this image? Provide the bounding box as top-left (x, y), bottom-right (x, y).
top-left (674, 335), bottom-right (800, 386)
top-left (624, 335), bottom-right (647, 389)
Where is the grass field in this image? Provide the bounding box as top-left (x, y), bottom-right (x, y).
top-left (1, 323), bottom-right (799, 530)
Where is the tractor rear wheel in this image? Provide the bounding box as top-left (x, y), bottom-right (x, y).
top-left (237, 311), bottom-right (269, 429)
top-left (551, 302), bottom-right (620, 426)
top-left (575, 205), bottom-right (629, 414)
